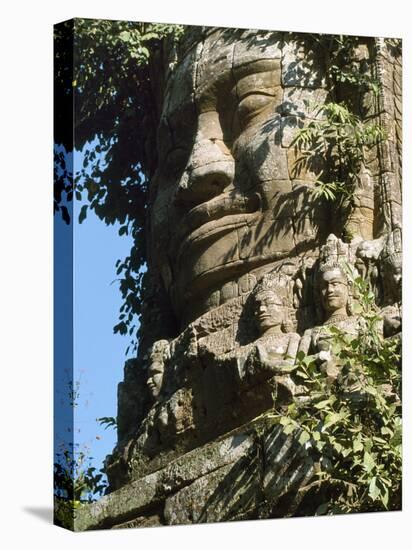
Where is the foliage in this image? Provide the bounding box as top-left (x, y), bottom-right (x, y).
top-left (270, 273), bottom-right (401, 514)
top-left (54, 443), bottom-right (107, 528)
top-left (54, 19), bottom-right (185, 349)
top-left (310, 34), bottom-right (381, 97)
top-left (97, 416), bottom-right (117, 430)
top-left (68, 379), bottom-right (81, 407)
top-left (291, 101), bottom-right (386, 209)
top-left (289, 34), bottom-right (387, 239)
top-left (54, 374), bottom-right (110, 529)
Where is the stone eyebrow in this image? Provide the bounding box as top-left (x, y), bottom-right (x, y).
top-left (233, 58), bottom-right (281, 101)
top-left (233, 57), bottom-right (281, 81)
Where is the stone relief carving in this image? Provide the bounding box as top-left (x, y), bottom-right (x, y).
top-left (146, 339), bottom-right (170, 401)
top-left (97, 28), bottom-right (402, 525)
top-left (299, 235), bottom-right (361, 383)
top-left (379, 228), bottom-right (402, 338)
top-left (150, 30), bottom-right (333, 329)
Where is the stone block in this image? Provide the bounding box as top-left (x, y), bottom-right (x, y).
top-left (233, 32), bottom-right (282, 67)
top-left (281, 87), bottom-right (328, 119)
top-left (75, 430), bottom-right (255, 531)
top-left (287, 145), bottom-right (324, 182)
top-left (164, 452), bottom-right (261, 524)
top-left (236, 65), bottom-right (281, 99)
top-left (280, 115), bottom-right (305, 148)
top-left (263, 425), bottom-right (314, 505)
top-left (282, 40), bottom-right (326, 88)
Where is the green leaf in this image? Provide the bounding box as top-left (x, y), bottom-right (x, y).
top-left (363, 451), bottom-right (375, 474)
top-left (279, 416), bottom-right (292, 427)
top-left (315, 503), bottom-right (329, 515)
top-left (368, 476), bottom-right (380, 500)
top-left (283, 423), bottom-right (296, 435)
top-left (78, 204), bottom-right (88, 224)
top-left (332, 441), bottom-right (344, 454)
top-left (298, 430), bottom-right (311, 446)
top-left (314, 396), bottom-right (336, 410)
top-left (353, 436), bottom-right (363, 453)
top-left (119, 31), bottom-right (131, 42)
top-left (323, 412), bottom-right (345, 429)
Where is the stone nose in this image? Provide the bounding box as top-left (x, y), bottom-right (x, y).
top-left (176, 138), bottom-right (235, 205)
top-left (175, 109), bottom-right (235, 206)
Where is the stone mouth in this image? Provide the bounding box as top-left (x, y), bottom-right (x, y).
top-left (173, 191), bottom-right (261, 259)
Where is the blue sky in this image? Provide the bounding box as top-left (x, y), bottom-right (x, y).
top-left (54, 145), bottom-right (136, 492)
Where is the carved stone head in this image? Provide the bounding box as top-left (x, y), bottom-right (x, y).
top-left (318, 265), bottom-right (349, 321)
top-left (380, 228), bottom-right (402, 304)
top-left (149, 29), bottom-right (330, 327)
top-left (251, 272), bottom-right (290, 335)
top-left (316, 234), bottom-right (356, 323)
top-left (147, 339), bottom-right (170, 400)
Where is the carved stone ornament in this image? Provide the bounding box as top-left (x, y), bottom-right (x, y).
top-left (74, 26), bottom-right (402, 530)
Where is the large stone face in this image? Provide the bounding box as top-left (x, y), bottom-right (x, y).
top-left (97, 29), bottom-right (402, 529)
top-left (150, 30), bottom-right (336, 327)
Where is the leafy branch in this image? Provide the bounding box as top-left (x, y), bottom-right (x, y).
top-left (54, 19), bottom-right (185, 350)
top-left (269, 274), bottom-right (401, 514)
top-left (54, 444), bottom-right (107, 529)
top-left (290, 101), bottom-right (386, 210)
top-left (97, 416), bottom-right (117, 430)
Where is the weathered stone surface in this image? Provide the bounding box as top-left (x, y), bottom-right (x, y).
top-left (262, 425), bottom-right (313, 505)
top-left (287, 146), bottom-right (323, 182)
top-left (232, 31), bottom-right (282, 67)
top-left (102, 28), bottom-right (402, 531)
top-left (76, 429), bottom-right (255, 531)
top-left (112, 513), bottom-right (162, 529)
top-left (282, 39), bottom-right (326, 88)
top-left (78, 419), bottom-right (319, 530)
top-left (164, 457), bottom-right (261, 525)
top-left (281, 87), bottom-right (329, 118)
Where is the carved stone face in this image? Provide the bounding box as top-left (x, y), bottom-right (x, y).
top-left (319, 268), bottom-right (349, 318)
top-left (147, 361), bottom-right (164, 399)
top-left (150, 30), bottom-right (327, 324)
top-left (254, 290), bottom-right (284, 334)
top-left (392, 263), bottom-right (402, 298)
top-left (383, 256), bottom-right (402, 303)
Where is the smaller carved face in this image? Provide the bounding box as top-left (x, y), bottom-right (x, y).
top-left (254, 290), bottom-right (284, 333)
top-left (385, 258), bottom-right (402, 302)
top-left (147, 361), bottom-right (164, 399)
top-left (320, 268), bottom-right (348, 316)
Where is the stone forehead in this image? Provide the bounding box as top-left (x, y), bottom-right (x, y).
top-left (252, 273), bottom-right (289, 299)
top-left (320, 267), bottom-right (348, 283)
top-left (254, 290), bottom-right (284, 303)
top-left (150, 339), bottom-right (170, 359)
top-left (169, 29), bottom-right (283, 99)
top-left (197, 29), bottom-right (282, 83)
top-left (148, 361), bottom-right (164, 374)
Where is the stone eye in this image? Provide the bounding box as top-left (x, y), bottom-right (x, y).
top-left (237, 94), bottom-right (273, 129)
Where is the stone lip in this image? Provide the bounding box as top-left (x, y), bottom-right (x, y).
top-left (174, 191), bottom-right (261, 259)
top-left (74, 417), bottom-right (314, 531)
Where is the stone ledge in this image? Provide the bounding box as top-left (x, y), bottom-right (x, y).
top-left (74, 417), bottom-right (314, 531)
top-left (74, 428), bottom-right (255, 531)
